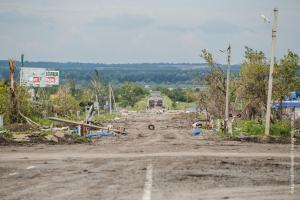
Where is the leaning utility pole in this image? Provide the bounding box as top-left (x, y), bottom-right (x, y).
top-left (225, 45), bottom-right (231, 133)
top-left (265, 8), bottom-right (278, 137)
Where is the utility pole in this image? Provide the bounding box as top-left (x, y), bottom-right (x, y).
top-left (111, 85), bottom-right (117, 112)
top-left (265, 8), bottom-right (278, 137)
top-left (109, 83), bottom-right (112, 115)
top-left (21, 54), bottom-right (24, 67)
top-left (225, 45), bottom-right (231, 133)
top-left (19, 54), bottom-right (24, 86)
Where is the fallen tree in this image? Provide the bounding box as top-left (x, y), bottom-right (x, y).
top-left (48, 117), bottom-right (127, 134)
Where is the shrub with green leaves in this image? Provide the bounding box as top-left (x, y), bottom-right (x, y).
top-left (241, 120), bottom-right (264, 135)
top-left (237, 120), bottom-right (291, 137)
top-left (0, 81), bottom-right (9, 124)
top-left (270, 121), bottom-right (291, 137)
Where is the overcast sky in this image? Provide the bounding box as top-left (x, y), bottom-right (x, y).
top-left (0, 0), bottom-right (299, 64)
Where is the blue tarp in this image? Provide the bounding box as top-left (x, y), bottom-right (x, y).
top-left (285, 92), bottom-right (300, 101)
top-left (192, 129), bottom-right (203, 136)
top-left (273, 101), bottom-right (300, 108)
top-left (86, 132), bottom-right (113, 138)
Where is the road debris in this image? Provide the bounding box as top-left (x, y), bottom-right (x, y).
top-left (148, 124), bottom-right (155, 130)
top-left (19, 111), bottom-right (41, 127)
top-left (51, 127), bottom-right (69, 131)
top-left (192, 129), bottom-right (203, 136)
top-left (54, 132), bottom-right (65, 139)
top-left (192, 120), bottom-right (212, 129)
top-left (45, 135), bottom-right (59, 143)
top-left (86, 132), bottom-right (114, 138)
top-left (13, 134), bottom-right (30, 142)
top-left (48, 117), bottom-right (127, 134)
top-left (26, 166), bottom-right (36, 170)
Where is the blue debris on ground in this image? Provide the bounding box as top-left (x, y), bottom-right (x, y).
top-left (191, 129), bottom-right (204, 136)
top-left (86, 132), bottom-right (113, 138)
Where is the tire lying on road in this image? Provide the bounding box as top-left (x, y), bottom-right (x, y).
top-left (148, 124), bottom-right (155, 130)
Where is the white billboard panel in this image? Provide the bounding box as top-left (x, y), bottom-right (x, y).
top-left (20, 67), bottom-right (59, 87)
top-left (20, 67), bottom-right (47, 87)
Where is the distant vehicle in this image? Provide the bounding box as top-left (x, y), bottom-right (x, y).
top-left (147, 91), bottom-right (165, 109)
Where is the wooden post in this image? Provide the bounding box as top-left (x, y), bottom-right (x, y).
top-left (9, 59), bottom-right (19, 123)
top-left (225, 45), bottom-right (231, 133)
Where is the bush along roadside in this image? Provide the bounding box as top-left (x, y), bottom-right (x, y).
top-left (225, 120), bottom-right (297, 143)
top-left (0, 129), bottom-right (91, 145)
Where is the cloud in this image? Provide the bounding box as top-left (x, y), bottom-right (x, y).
top-left (0, 11), bottom-right (46, 25)
top-left (158, 25), bottom-right (196, 32)
top-left (0, 0), bottom-right (299, 63)
top-left (89, 14), bottom-right (155, 29)
top-left (158, 19), bottom-right (241, 35)
top-left (198, 19), bottom-right (241, 34)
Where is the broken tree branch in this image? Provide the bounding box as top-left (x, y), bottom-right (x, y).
top-left (48, 117), bottom-right (127, 134)
top-left (19, 111), bottom-right (41, 127)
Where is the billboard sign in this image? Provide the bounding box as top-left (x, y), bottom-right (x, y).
top-left (45, 71), bottom-right (59, 85)
top-left (20, 67), bottom-right (59, 87)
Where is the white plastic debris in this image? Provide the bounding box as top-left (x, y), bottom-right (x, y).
top-left (26, 166), bottom-right (36, 170)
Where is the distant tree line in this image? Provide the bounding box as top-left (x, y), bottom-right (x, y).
top-left (0, 62), bottom-right (240, 85)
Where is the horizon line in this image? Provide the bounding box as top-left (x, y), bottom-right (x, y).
top-left (0, 59), bottom-right (239, 66)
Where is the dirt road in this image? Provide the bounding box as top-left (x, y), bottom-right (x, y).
top-left (0, 112), bottom-right (299, 199)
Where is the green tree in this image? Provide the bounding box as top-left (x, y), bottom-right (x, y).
top-left (119, 82), bottom-right (145, 107)
top-left (89, 70), bottom-right (107, 107)
top-left (237, 47), bottom-right (268, 119)
top-left (185, 88), bottom-right (197, 102)
top-left (273, 50), bottom-right (300, 101)
top-left (199, 49), bottom-right (226, 118)
top-left (17, 87), bottom-right (36, 118)
top-left (0, 80), bottom-right (38, 124)
top-left (0, 81), bottom-right (9, 123)
top-left (273, 50), bottom-right (300, 119)
top-left (50, 85), bottom-right (80, 116)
